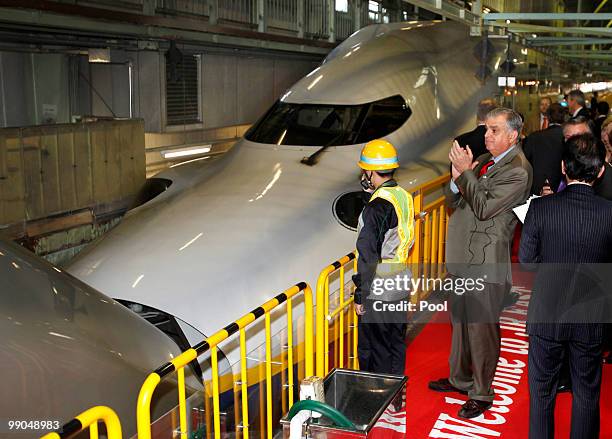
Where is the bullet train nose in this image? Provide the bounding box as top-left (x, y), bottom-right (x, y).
top-left (68, 140), bottom-right (360, 340)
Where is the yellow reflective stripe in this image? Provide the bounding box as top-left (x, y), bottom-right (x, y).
top-left (369, 186), bottom-right (414, 264)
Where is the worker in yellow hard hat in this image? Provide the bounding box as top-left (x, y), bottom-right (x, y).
top-left (353, 139), bottom-right (414, 380)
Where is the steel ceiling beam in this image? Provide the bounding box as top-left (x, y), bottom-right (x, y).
top-left (529, 38), bottom-right (612, 46)
top-left (400, 0), bottom-right (479, 26)
top-left (559, 53), bottom-right (612, 59)
top-left (499, 23), bottom-right (612, 37)
top-left (484, 13), bottom-right (612, 21)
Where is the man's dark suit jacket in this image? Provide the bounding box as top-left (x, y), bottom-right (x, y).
top-left (523, 124), bottom-right (564, 195)
top-left (519, 184), bottom-right (612, 342)
top-left (571, 107), bottom-right (591, 120)
top-left (454, 124), bottom-right (487, 160)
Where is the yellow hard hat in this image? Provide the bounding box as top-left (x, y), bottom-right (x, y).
top-left (358, 139), bottom-right (399, 171)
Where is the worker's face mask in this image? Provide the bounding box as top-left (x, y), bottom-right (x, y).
top-left (360, 171), bottom-right (375, 193)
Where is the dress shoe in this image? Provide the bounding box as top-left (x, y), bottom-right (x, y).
top-left (503, 291), bottom-right (520, 309)
top-left (458, 399), bottom-right (493, 419)
top-left (557, 383), bottom-right (572, 393)
top-left (428, 378), bottom-right (468, 395)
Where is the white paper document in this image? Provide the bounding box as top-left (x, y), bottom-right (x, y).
top-left (513, 195), bottom-right (540, 224)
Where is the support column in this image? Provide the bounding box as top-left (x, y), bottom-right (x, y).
top-left (327, 0), bottom-right (336, 42)
top-left (353, 0), bottom-right (362, 32)
top-left (297, 0), bottom-right (305, 38)
top-left (142, 0), bottom-right (156, 16)
top-left (208, 0), bottom-right (218, 25)
top-left (257, 0), bottom-right (266, 33)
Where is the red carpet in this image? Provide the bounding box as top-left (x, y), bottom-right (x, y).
top-left (400, 277), bottom-right (612, 438)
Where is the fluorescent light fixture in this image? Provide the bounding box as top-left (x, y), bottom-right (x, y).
top-left (161, 145), bottom-right (212, 159)
top-left (88, 48), bottom-right (111, 63)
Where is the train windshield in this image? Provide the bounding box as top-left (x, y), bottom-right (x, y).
top-left (245, 95), bottom-right (411, 146)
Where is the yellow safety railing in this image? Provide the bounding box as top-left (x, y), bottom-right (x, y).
top-left (408, 174), bottom-right (451, 300)
top-left (136, 282), bottom-right (313, 439)
top-left (315, 174), bottom-right (451, 377)
top-left (40, 406), bottom-right (122, 439)
top-left (315, 252), bottom-right (359, 377)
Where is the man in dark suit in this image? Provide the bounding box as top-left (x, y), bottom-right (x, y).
top-left (429, 108), bottom-right (532, 419)
top-left (568, 89), bottom-right (590, 120)
top-left (454, 98), bottom-right (497, 160)
top-left (523, 103), bottom-right (568, 195)
top-left (594, 101), bottom-right (609, 140)
top-left (519, 133), bottom-right (612, 439)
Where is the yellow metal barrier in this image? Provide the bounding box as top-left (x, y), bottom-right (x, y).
top-left (315, 252), bottom-right (359, 377)
top-left (315, 174), bottom-right (451, 377)
top-left (137, 282), bottom-right (314, 439)
top-left (40, 406), bottom-right (122, 439)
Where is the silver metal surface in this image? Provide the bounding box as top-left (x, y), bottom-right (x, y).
top-left (0, 238), bottom-right (194, 437)
top-left (280, 368), bottom-right (407, 436)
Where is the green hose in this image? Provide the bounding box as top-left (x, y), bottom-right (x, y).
top-left (287, 400), bottom-right (356, 430)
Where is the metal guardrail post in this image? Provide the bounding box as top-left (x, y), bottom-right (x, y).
top-left (136, 282), bottom-right (313, 439)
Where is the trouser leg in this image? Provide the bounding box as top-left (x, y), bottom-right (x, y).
top-left (387, 322), bottom-right (407, 376)
top-left (448, 289), bottom-right (473, 392)
top-left (528, 334), bottom-right (564, 439)
top-left (568, 338), bottom-right (602, 439)
top-left (467, 322), bottom-right (500, 402)
top-left (358, 316), bottom-right (373, 372)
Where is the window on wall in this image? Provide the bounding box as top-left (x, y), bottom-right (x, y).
top-left (368, 0), bottom-right (380, 21)
top-left (336, 0), bottom-right (348, 12)
top-left (165, 54), bottom-right (201, 126)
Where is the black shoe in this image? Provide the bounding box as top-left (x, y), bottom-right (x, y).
top-left (458, 399), bottom-right (493, 419)
top-left (428, 378), bottom-right (468, 395)
top-left (557, 383), bottom-right (572, 393)
top-left (503, 291), bottom-right (520, 309)
top-left (604, 354), bottom-right (612, 364)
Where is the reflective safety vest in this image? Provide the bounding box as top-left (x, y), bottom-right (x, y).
top-left (369, 185), bottom-right (415, 272)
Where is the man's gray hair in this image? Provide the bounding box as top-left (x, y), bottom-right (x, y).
top-left (562, 115), bottom-right (593, 136)
top-left (568, 89), bottom-right (586, 107)
top-left (486, 107), bottom-right (523, 134)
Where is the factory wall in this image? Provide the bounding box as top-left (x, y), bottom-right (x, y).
top-left (0, 48), bottom-right (320, 134)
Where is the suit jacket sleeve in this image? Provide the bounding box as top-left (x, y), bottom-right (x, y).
top-left (518, 201), bottom-right (541, 269)
top-left (444, 181), bottom-right (462, 209)
top-left (455, 166), bottom-right (529, 221)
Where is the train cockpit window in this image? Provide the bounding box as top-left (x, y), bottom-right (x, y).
top-left (245, 95), bottom-right (411, 146)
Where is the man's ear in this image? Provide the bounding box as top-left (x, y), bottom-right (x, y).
top-left (597, 165), bottom-right (605, 180)
top-left (561, 161), bottom-right (566, 176)
top-left (509, 130), bottom-right (519, 145)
